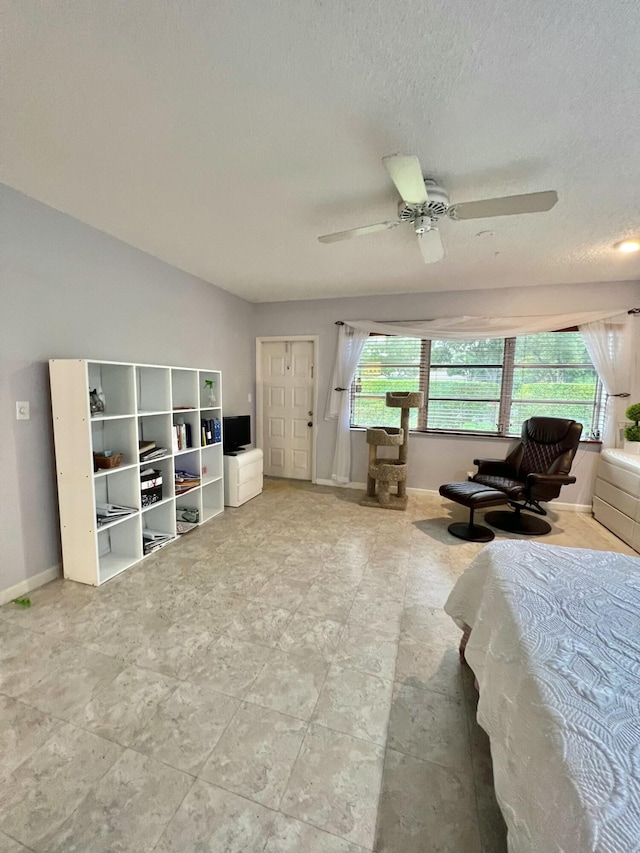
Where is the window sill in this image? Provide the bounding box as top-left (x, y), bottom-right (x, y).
top-left (350, 427), bottom-right (601, 445)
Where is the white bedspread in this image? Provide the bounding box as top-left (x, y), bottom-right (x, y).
top-left (444, 540), bottom-right (640, 853)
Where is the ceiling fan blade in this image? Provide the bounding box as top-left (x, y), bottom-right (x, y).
top-left (318, 221), bottom-right (400, 243)
top-left (451, 190), bottom-right (558, 220)
top-left (382, 154), bottom-right (428, 205)
top-left (418, 228), bottom-right (445, 264)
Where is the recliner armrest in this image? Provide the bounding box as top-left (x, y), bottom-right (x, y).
top-left (473, 458), bottom-right (515, 477)
top-left (526, 473), bottom-right (576, 487)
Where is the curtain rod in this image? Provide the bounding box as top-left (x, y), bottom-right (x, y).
top-left (337, 310), bottom-right (639, 324)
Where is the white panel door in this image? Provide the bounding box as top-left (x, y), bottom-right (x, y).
top-left (261, 340), bottom-right (314, 479)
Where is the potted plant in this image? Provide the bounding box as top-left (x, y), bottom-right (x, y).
top-left (204, 379), bottom-right (217, 407)
top-left (623, 403), bottom-right (640, 453)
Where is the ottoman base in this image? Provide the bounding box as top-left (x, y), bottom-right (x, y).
top-left (448, 520), bottom-right (495, 543)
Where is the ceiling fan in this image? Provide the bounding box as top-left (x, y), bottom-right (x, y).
top-left (318, 154), bottom-right (558, 264)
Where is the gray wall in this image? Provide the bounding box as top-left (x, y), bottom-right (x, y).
top-left (254, 281), bottom-right (640, 506)
top-left (0, 186), bottom-right (255, 594)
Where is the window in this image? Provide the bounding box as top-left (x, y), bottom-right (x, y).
top-left (350, 331), bottom-right (603, 438)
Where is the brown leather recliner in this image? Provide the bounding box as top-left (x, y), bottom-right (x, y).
top-left (472, 416), bottom-right (583, 535)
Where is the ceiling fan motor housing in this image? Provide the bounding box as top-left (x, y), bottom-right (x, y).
top-left (398, 179), bottom-right (450, 222)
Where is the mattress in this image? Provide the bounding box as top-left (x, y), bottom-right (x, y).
top-left (444, 540), bottom-right (640, 853)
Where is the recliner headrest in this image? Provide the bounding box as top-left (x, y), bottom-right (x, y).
top-left (523, 417), bottom-right (579, 445)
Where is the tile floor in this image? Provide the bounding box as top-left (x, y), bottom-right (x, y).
top-left (0, 480), bottom-right (634, 852)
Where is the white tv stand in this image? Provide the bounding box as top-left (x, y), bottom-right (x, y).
top-left (223, 447), bottom-right (263, 507)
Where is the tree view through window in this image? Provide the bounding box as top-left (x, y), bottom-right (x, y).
top-left (350, 331), bottom-right (603, 438)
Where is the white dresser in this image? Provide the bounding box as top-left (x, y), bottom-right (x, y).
top-left (593, 448), bottom-right (640, 552)
top-left (223, 448), bottom-right (263, 507)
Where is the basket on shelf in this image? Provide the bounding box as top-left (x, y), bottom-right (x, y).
top-left (93, 452), bottom-right (124, 470)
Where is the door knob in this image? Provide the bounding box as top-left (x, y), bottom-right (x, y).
top-left (308, 421), bottom-right (313, 427)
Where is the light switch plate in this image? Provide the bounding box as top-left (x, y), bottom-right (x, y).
top-left (16, 401), bottom-right (30, 420)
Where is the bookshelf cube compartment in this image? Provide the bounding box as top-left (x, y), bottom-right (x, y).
top-left (94, 467), bottom-right (140, 516)
top-left (88, 363), bottom-right (135, 416)
top-left (91, 417), bottom-right (137, 466)
top-left (199, 371), bottom-right (221, 408)
top-left (138, 414), bottom-right (172, 456)
top-left (173, 411), bottom-right (200, 453)
top-left (172, 369), bottom-right (198, 411)
top-left (98, 515), bottom-right (142, 584)
top-left (202, 479), bottom-right (224, 522)
top-left (140, 457), bottom-right (173, 505)
top-left (136, 366), bottom-right (171, 414)
top-left (201, 444), bottom-right (223, 484)
top-left (174, 451), bottom-right (201, 497)
top-left (142, 501), bottom-right (176, 555)
top-left (199, 412), bottom-right (222, 447)
top-left (176, 492), bottom-right (202, 535)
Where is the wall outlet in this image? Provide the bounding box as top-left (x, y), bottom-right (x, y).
top-left (248, 392), bottom-right (252, 403)
top-left (16, 401), bottom-right (30, 420)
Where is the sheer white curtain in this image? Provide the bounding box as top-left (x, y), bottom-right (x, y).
top-left (327, 324), bottom-right (369, 483)
top-left (579, 314), bottom-right (633, 447)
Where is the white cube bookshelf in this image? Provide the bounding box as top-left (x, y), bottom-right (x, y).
top-left (49, 359), bottom-right (225, 586)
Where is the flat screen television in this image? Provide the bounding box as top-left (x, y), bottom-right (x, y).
top-left (223, 415), bottom-right (251, 453)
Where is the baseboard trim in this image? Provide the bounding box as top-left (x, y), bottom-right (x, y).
top-left (315, 479), bottom-right (591, 513)
top-left (0, 565), bottom-right (61, 607)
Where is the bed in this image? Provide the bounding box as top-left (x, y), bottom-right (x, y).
top-left (444, 540), bottom-right (640, 853)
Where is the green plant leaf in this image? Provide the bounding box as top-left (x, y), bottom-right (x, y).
top-left (12, 597), bottom-right (31, 608)
top-left (624, 425), bottom-right (640, 442)
top-left (625, 402), bottom-right (640, 424)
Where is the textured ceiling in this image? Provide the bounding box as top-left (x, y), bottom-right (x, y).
top-left (3, 0), bottom-right (640, 301)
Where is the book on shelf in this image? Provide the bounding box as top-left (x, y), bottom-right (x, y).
top-left (174, 468), bottom-right (200, 494)
top-left (142, 529), bottom-right (173, 554)
top-left (140, 447), bottom-right (168, 462)
top-left (138, 440), bottom-right (155, 455)
top-left (173, 422), bottom-right (193, 452)
top-left (96, 502), bottom-right (137, 526)
top-left (96, 502), bottom-right (137, 517)
top-left (200, 418), bottom-right (221, 446)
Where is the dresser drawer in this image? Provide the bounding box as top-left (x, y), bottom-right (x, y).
top-left (592, 496), bottom-right (635, 548)
top-left (594, 478), bottom-right (640, 520)
top-left (237, 477), bottom-right (263, 504)
top-left (236, 459), bottom-right (263, 486)
top-left (597, 460), bottom-right (640, 498)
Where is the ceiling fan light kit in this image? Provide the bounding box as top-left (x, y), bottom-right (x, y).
top-left (318, 153), bottom-right (559, 264)
top-left (615, 239), bottom-right (640, 253)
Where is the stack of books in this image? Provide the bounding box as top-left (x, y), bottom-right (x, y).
top-left (142, 529), bottom-right (173, 555)
top-left (201, 417), bottom-right (221, 446)
top-left (96, 503), bottom-right (137, 527)
top-left (139, 440), bottom-right (168, 462)
top-left (174, 469), bottom-right (200, 494)
top-left (172, 422), bottom-right (192, 452)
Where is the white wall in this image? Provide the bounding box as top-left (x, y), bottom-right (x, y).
top-left (254, 281), bottom-right (640, 506)
top-left (0, 186), bottom-right (255, 595)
